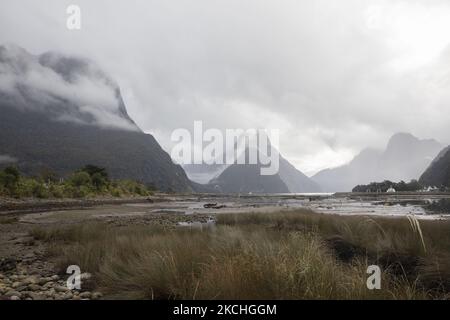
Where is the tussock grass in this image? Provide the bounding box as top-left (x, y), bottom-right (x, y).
top-left (0, 216), bottom-right (18, 224)
top-left (31, 209), bottom-right (450, 300)
top-left (217, 210), bottom-right (450, 257)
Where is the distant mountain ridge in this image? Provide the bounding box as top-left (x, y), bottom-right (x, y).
top-left (312, 133), bottom-right (442, 192)
top-left (0, 44), bottom-right (193, 192)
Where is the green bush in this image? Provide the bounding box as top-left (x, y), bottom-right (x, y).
top-left (69, 171), bottom-right (92, 187)
top-left (0, 166), bottom-right (153, 199)
top-left (49, 184), bottom-right (65, 198)
top-left (0, 166), bottom-right (21, 196)
top-left (91, 172), bottom-right (108, 191)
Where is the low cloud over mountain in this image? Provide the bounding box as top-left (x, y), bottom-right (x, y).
top-left (0, 45), bottom-right (193, 192)
top-left (0, 43), bottom-right (138, 131)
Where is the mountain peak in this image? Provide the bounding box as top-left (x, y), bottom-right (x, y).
top-left (387, 132), bottom-right (440, 149)
top-left (0, 44), bottom-right (193, 192)
top-left (387, 132), bottom-right (418, 147)
top-left (313, 133), bottom-right (442, 192)
top-left (0, 44), bottom-right (137, 132)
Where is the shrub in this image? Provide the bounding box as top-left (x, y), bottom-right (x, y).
top-left (0, 166), bottom-right (21, 196)
top-left (0, 166), bottom-right (153, 199)
top-left (91, 172), bottom-right (108, 191)
top-left (68, 171), bottom-right (92, 187)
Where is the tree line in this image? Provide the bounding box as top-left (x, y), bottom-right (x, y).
top-left (0, 165), bottom-right (154, 199)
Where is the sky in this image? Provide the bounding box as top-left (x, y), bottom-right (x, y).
top-left (1, 0), bottom-right (450, 176)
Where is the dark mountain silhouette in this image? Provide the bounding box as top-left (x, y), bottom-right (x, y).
top-left (208, 148), bottom-right (321, 194)
top-left (419, 146), bottom-right (450, 188)
top-left (0, 44), bottom-right (193, 192)
top-left (209, 163), bottom-right (289, 194)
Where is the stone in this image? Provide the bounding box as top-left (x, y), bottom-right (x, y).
top-left (55, 285), bottom-right (69, 293)
top-left (0, 258), bottom-right (17, 272)
top-left (91, 292), bottom-right (102, 300)
top-left (29, 292), bottom-right (45, 300)
top-left (79, 291), bottom-right (91, 299)
top-left (23, 253), bottom-right (35, 260)
top-left (38, 277), bottom-right (52, 285)
top-left (28, 284), bottom-right (41, 291)
top-left (10, 295), bottom-right (20, 300)
top-left (23, 276), bottom-right (38, 285)
top-left (5, 290), bottom-right (21, 298)
top-left (50, 275), bottom-right (60, 281)
top-left (63, 292), bottom-right (73, 300)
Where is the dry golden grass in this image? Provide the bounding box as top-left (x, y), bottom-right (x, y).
top-left (31, 209), bottom-right (450, 300)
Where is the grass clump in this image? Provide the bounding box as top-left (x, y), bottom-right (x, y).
top-left (31, 209), bottom-right (450, 300)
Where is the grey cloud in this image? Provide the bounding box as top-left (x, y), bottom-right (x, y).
top-left (0, 154), bottom-right (17, 164)
top-left (0, 44), bottom-right (137, 131)
top-left (0, 0), bottom-right (449, 174)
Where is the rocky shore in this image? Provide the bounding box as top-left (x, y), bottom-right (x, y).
top-left (0, 272), bottom-right (102, 300)
top-left (0, 214), bottom-right (102, 300)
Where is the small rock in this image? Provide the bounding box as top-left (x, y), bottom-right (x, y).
top-left (10, 295), bottom-right (21, 300)
top-left (62, 292), bottom-right (73, 300)
top-left (38, 277), bottom-right (52, 285)
top-left (5, 290), bottom-right (21, 298)
top-left (0, 258), bottom-right (17, 272)
top-left (55, 285), bottom-right (69, 293)
top-left (23, 253), bottom-right (35, 261)
top-left (47, 288), bottom-right (56, 296)
top-left (72, 295), bottom-right (81, 300)
top-left (23, 276), bottom-right (38, 285)
top-left (79, 291), bottom-right (91, 299)
top-left (28, 284), bottom-right (41, 291)
top-left (50, 275), bottom-right (60, 281)
top-left (12, 282), bottom-right (23, 289)
top-left (28, 292), bottom-right (45, 300)
top-left (91, 292), bottom-right (102, 300)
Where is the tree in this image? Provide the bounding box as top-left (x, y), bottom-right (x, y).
top-left (0, 166), bottom-right (20, 193)
top-left (91, 172), bottom-right (108, 190)
top-left (80, 165), bottom-right (109, 181)
top-left (69, 171), bottom-right (91, 187)
top-left (3, 166), bottom-right (20, 181)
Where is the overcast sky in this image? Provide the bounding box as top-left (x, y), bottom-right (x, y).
top-left (1, 0), bottom-right (450, 175)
